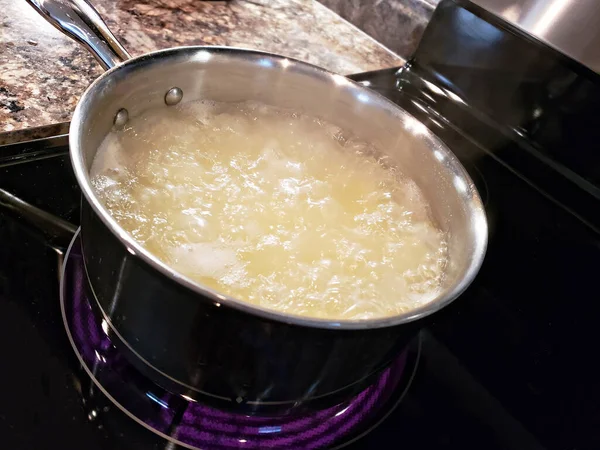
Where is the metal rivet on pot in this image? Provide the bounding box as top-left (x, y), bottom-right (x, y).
top-left (113, 108), bottom-right (129, 129)
top-left (165, 87), bottom-right (183, 106)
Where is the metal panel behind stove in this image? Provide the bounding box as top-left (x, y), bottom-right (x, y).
top-left (467, 0), bottom-right (600, 74)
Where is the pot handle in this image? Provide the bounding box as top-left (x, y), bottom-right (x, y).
top-left (25, 0), bottom-right (130, 70)
top-left (0, 188), bottom-right (77, 250)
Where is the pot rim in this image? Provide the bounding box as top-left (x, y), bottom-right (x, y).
top-left (70, 45), bottom-right (488, 330)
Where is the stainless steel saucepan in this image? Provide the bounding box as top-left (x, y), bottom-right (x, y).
top-left (26, 0), bottom-right (487, 415)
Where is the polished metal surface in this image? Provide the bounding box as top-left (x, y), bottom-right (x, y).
top-left (0, 188), bottom-right (77, 248)
top-left (164, 87), bottom-right (184, 106)
top-left (24, 0), bottom-right (130, 70)
top-left (113, 108), bottom-right (129, 128)
top-left (73, 47), bottom-right (488, 329)
top-left (468, 0), bottom-right (600, 74)
top-left (28, 0), bottom-right (487, 330)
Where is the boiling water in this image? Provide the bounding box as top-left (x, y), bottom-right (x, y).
top-left (90, 101), bottom-right (448, 320)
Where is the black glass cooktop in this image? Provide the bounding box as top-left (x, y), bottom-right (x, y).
top-left (1, 64), bottom-right (600, 449)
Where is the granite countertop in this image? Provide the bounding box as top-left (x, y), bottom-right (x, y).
top-left (321, 0), bottom-right (438, 58)
top-left (0, 0), bottom-right (403, 139)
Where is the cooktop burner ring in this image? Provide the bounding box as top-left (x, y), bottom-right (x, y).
top-left (59, 229), bottom-right (420, 449)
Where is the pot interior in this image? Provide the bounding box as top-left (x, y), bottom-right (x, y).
top-left (71, 47), bottom-right (487, 325)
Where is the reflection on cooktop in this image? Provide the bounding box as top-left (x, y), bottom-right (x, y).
top-left (59, 230), bottom-right (419, 449)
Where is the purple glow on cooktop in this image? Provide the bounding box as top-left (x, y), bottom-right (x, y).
top-left (62, 236), bottom-right (408, 449)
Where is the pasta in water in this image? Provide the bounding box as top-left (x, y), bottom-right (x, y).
top-left (90, 101), bottom-right (448, 320)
